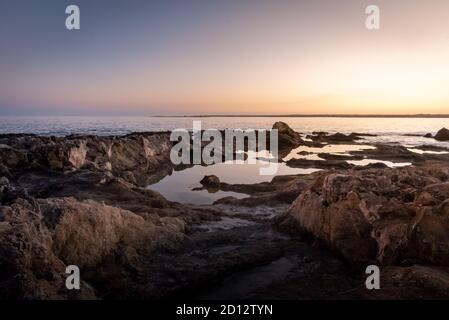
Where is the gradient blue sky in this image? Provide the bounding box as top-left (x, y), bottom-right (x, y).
top-left (1, 0), bottom-right (449, 115)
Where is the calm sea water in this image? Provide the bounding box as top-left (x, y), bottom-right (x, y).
top-left (0, 116), bottom-right (448, 147)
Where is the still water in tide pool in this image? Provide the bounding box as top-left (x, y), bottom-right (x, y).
top-left (148, 144), bottom-right (414, 205)
top-left (148, 153), bottom-right (319, 205)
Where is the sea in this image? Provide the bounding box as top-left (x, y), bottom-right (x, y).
top-left (0, 116), bottom-right (448, 148)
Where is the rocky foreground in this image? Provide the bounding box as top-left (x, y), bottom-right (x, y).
top-left (1, 125), bottom-right (449, 299)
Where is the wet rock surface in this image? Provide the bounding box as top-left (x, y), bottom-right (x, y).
top-left (1, 126), bottom-right (449, 300)
top-left (306, 132), bottom-right (364, 144)
top-left (285, 142), bottom-right (449, 170)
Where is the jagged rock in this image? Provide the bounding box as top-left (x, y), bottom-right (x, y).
top-left (0, 133), bottom-right (172, 185)
top-left (32, 139), bottom-right (88, 171)
top-left (0, 197), bottom-right (185, 299)
top-left (272, 122), bottom-right (304, 156)
top-left (43, 197), bottom-right (185, 267)
top-left (273, 121), bottom-right (297, 137)
top-left (284, 162), bottom-right (449, 267)
top-left (435, 128), bottom-right (449, 141)
top-left (0, 144), bottom-right (27, 169)
top-left (0, 198), bottom-right (95, 299)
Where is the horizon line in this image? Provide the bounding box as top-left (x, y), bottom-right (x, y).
top-left (2, 113), bottom-right (449, 118)
top-left (153, 114), bottom-right (449, 118)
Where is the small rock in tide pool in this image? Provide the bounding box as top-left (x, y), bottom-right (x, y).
top-left (200, 175), bottom-right (221, 188)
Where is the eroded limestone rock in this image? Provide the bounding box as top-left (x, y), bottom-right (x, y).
top-left (285, 162), bottom-right (449, 267)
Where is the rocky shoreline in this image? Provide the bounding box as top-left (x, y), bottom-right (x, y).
top-left (1, 124), bottom-right (449, 299)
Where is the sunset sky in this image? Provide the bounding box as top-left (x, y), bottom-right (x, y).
top-left (1, 0), bottom-right (449, 116)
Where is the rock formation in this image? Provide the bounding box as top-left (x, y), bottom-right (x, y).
top-left (0, 132), bottom-right (173, 185)
top-left (0, 132), bottom-right (193, 299)
top-left (0, 197), bottom-right (184, 299)
top-left (434, 128), bottom-right (449, 141)
top-left (200, 175), bottom-right (220, 188)
top-left (284, 162), bottom-right (449, 267)
top-left (272, 122), bottom-right (304, 157)
top-left (2, 124), bottom-right (449, 300)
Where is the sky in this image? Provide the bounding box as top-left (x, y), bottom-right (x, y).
top-left (1, 0), bottom-right (449, 116)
